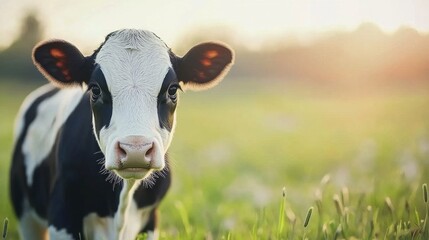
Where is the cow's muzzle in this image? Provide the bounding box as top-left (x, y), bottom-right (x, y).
top-left (107, 135), bottom-right (164, 179)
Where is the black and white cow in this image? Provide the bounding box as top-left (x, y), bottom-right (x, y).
top-left (9, 29), bottom-right (233, 240)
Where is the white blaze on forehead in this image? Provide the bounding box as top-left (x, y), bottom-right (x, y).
top-left (95, 29), bottom-right (171, 97)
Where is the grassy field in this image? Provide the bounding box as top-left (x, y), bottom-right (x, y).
top-left (1, 79), bottom-right (429, 239)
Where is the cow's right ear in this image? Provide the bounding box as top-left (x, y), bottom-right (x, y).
top-left (33, 40), bottom-right (92, 88)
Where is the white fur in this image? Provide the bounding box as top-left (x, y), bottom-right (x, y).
top-left (13, 84), bottom-right (56, 145)
top-left (95, 30), bottom-right (175, 174)
top-left (48, 226), bottom-right (74, 240)
top-left (119, 202), bottom-right (155, 240)
top-left (115, 180), bottom-right (154, 240)
top-left (146, 231), bottom-right (158, 240)
top-left (21, 86), bottom-right (83, 186)
top-left (82, 180), bottom-right (155, 240)
top-left (83, 213), bottom-right (115, 239)
top-left (18, 199), bottom-right (48, 240)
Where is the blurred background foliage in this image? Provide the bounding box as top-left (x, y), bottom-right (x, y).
top-left (0, 13), bottom-right (42, 81)
top-left (2, 12), bottom-right (429, 89)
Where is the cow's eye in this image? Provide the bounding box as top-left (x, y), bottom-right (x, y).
top-left (168, 84), bottom-right (179, 103)
top-left (90, 85), bottom-right (101, 101)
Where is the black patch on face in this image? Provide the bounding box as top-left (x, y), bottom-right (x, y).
top-left (88, 65), bottom-right (113, 138)
top-left (169, 50), bottom-right (180, 70)
top-left (157, 68), bottom-right (179, 131)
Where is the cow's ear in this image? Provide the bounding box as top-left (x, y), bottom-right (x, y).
top-left (176, 42), bottom-right (234, 91)
top-left (33, 40), bottom-right (92, 88)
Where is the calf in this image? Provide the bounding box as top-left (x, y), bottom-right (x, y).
top-left (9, 29), bottom-right (233, 240)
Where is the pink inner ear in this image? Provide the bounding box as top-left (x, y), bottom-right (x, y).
top-left (50, 48), bottom-right (66, 58)
top-left (49, 48), bottom-right (73, 81)
top-left (205, 50), bottom-right (219, 58)
top-left (201, 59), bottom-right (212, 67)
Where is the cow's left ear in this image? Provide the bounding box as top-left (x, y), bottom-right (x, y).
top-left (33, 40), bottom-right (93, 88)
top-left (176, 42), bottom-right (234, 90)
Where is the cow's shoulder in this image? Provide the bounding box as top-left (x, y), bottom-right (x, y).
top-left (15, 84), bottom-right (84, 143)
top-left (16, 85), bottom-right (84, 185)
top-left (14, 84), bottom-right (58, 143)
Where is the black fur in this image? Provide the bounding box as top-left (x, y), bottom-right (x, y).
top-left (157, 68), bottom-right (179, 132)
top-left (89, 65), bottom-right (113, 138)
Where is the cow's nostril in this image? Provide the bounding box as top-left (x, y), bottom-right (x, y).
top-left (117, 140), bottom-right (155, 163)
top-left (117, 142), bottom-right (127, 160)
top-left (145, 145), bottom-right (154, 158)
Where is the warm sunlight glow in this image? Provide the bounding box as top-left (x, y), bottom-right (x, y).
top-left (0, 0), bottom-right (428, 49)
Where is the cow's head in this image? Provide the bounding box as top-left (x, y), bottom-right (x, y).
top-left (32, 29), bottom-right (233, 180)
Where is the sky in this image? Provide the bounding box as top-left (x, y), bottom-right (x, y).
top-left (1, 0), bottom-right (429, 51)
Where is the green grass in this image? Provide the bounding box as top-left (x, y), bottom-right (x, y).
top-left (1, 79), bottom-right (429, 239)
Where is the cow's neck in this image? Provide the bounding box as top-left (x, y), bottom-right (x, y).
top-left (115, 179), bottom-right (141, 239)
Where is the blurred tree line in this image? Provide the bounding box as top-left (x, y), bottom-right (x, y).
top-left (179, 23), bottom-right (429, 88)
top-left (0, 13), bottom-right (43, 82)
top-left (1, 13), bottom-right (429, 89)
